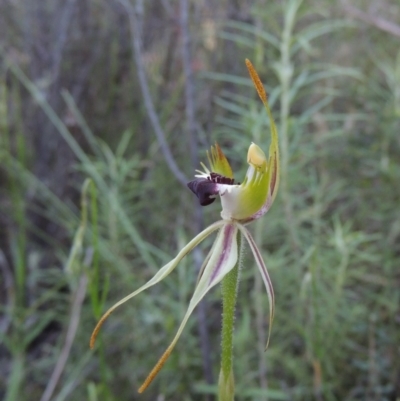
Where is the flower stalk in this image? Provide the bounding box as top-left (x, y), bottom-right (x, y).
top-left (218, 232), bottom-right (242, 401)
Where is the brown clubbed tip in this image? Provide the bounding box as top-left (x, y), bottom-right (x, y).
top-left (245, 59), bottom-right (267, 103)
top-left (89, 310), bottom-right (114, 349)
top-left (138, 347), bottom-right (173, 393)
top-left (89, 325), bottom-right (100, 349)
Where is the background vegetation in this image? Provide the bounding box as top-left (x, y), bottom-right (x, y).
top-left (0, 0), bottom-right (399, 400)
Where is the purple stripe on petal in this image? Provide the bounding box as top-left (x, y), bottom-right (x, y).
top-left (209, 224), bottom-right (235, 285)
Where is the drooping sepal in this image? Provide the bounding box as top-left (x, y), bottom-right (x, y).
top-left (89, 220), bottom-right (225, 350)
top-left (238, 225), bottom-right (274, 348)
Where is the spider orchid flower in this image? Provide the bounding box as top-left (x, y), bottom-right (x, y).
top-left (90, 59), bottom-right (279, 394)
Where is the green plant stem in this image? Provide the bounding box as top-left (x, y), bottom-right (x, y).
top-left (5, 351), bottom-right (25, 401)
top-left (1, 80), bottom-right (27, 307)
top-left (278, 0), bottom-right (302, 250)
top-left (221, 265), bottom-right (239, 377)
top-left (219, 232), bottom-right (242, 401)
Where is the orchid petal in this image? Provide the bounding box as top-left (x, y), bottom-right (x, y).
top-left (138, 223), bottom-right (238, 393)
top-left (238, 224), bottom-right (274, 349)
top-left (207, 143), bottom-right (233, 179)
top-left (89, 220), bottom-right (225, 349)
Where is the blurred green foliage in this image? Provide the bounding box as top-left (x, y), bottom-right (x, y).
top-left (0, 0), bottom-right (399, 400)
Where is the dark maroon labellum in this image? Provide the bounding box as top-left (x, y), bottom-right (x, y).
top-left (208, 172), bottom-right (234, 185)
top-left (187, 173), bottom-right (235, 206)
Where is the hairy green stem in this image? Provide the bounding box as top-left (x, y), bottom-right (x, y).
top-left (220, 266), bottom-right (239, 377)
top-left (219, 232), bottom-right (242, 401)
